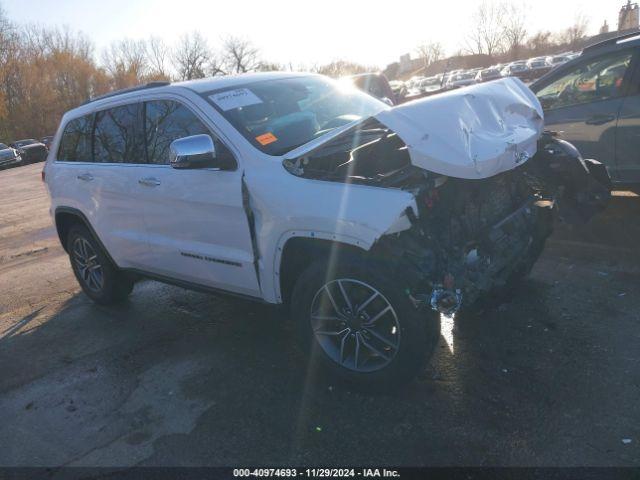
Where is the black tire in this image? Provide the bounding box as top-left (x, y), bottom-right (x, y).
top-left (66, 224), bottom-right (134, 305)
top-left (291, 255), bottom-right (440, 391)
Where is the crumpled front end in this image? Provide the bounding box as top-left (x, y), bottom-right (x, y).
top-left (281, 79), bottom-right (610, 314)
top-left (283, 77), bottom-right (544, 186)
top-left (369, 168), bottom-right (555, 313)
top-left (365, 132), bottom-right (611, 314)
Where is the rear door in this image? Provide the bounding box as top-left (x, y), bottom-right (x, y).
top-left (89, 102), bottom-right (154, 269)
top-left (50, 114), bottom-right (97, 236)
top-left (533, 48), bottom-right (637, 181)
top-left (137, 99), bottom-right (261, 297)
top-left (614, 51), bottom-right (640, 184)
top-left (51, 106), bottom-right (153, 269)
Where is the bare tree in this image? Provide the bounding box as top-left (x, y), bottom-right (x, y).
top-left (101, 39), bottom-right (149, 89)
top-left (146, 36), bottom-right (170, 80)
top-left (313, 60), bottom-right (374, 78)
top-left (0, 19), bottom-right (110, 139)
top-left (415, 41), bottom-right (444, 68)
top-left (208, 54), bottom-right (227, 77)
top-left (527, 30), bottom-right (554, 56)
top-left (0, 3), bottom-right (10, 38)
top-left (257, 61), bottom-right (285, 72)
top-left (222, 36), bottom-right (260, 74)
top-left (0, 6), bottom-right (21, 139)
top-left (173, 32), bottom-right (211, 81)
top-left (560, 13), bottom-right (589, 50)
top-left (465, 0), bottom-right (506, 57)
top-left (502, 3), bottom-right (527, 60)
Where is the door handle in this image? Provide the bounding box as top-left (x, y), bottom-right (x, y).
top-left (76, 173), bottom-right (93, 181)
top-left (585, 114), bottom-right (615, 126)
top-left (138, 177), bottom-right (161, 187)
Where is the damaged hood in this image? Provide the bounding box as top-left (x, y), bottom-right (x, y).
top-left (285, 77), bottom-right (544, 180)
top-left (375, 77), bottom-right (544, 179)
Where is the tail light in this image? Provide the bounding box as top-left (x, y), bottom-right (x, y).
top-left (41, 169), bottom-right (45, 182)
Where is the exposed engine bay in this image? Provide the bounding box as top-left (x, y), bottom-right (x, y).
top-left (373, 168), bottom-right (553, 313)
top-left (283, 120), bottom-right (611, 314)
top-left (283, 118), bottom-right (414, 187)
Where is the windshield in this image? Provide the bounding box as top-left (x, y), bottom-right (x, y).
top-left (0, 143), bottom-right (8, 150)
top-left (204, 76), bottom-right (389, 156)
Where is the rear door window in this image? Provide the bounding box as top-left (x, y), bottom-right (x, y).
top-left (93, 103), bottom-right (145, 163)
top-left (57, 115), bottom-right (93, 162)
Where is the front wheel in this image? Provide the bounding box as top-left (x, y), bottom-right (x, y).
top-left (291, 256), bottom-right (440, 390)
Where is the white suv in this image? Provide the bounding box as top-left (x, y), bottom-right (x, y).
top-left (44, 73), bottom-right (609, 388)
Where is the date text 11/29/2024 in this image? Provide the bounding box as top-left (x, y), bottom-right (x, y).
top-left (233, 468), bottom-right (400, 478)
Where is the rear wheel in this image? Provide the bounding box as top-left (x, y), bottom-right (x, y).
top-left (291, 256), bottom-right (440, 390)
top-left (67, 224), bottom-right (133, 304)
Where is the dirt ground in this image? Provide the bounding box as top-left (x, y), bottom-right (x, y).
top-left (0, 163), bottom-right (639, 467)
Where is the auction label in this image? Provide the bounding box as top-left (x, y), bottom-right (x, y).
top-left (210, 88), bottom-right (263, 111)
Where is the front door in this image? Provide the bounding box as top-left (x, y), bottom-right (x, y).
top-left (137, 99), bottom-right (261, 297)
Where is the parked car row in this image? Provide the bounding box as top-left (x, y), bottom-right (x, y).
top-left (0, 137), bottom-right (51, 170)
top-left (396, 51), bottom-right (580, 102)
top-left (390, 33), bottom-right (639, 187)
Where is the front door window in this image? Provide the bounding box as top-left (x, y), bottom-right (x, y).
top-left (536, 51), bottom-right (634, 110)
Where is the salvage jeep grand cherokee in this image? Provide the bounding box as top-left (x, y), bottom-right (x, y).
top-left (43, 73), bottom-right (610, 388)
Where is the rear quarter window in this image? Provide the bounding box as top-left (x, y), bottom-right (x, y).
top-left (57, 115), bottom-right (93, 162)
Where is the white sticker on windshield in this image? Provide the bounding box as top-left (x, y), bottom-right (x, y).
top-left (209, 88), bottom-right (263, 111)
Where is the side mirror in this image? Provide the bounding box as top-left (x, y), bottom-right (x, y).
top-left (170, 134), bottom-right (219, 169)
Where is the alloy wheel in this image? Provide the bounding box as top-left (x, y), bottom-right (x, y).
top-left (72, 237), bottom-right (104, 293)
top-left (310, 279), bottom-right (401, 372)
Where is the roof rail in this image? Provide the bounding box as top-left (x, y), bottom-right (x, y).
top-left (82, 81), bottom-right (171, 105)
top-left (583, 30), bottom-right (640, 54)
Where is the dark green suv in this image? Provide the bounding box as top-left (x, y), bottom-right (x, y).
top-left (530, 32), bottom-right (640, 187)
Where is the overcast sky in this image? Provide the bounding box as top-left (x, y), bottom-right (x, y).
top-left (2, 0), bottom-right (619, 68)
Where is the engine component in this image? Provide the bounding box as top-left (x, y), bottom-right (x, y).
top-left (430, 288), bottom-right (463, 316)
